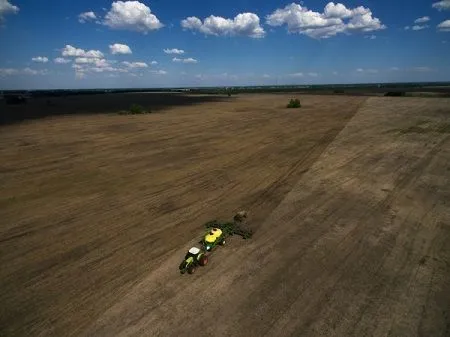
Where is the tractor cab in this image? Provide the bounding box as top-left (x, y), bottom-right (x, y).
top-left (185, 246), bottom-right (201, 260)
top-left (180, 246), bottom-right (208, 274)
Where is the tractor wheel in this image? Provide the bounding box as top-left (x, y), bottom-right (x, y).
top-left (187, 266), bottom-right (195, 274)
top-left (199, 255), bottom-right (208, 266)
top-left (219, 239), bottom-right (226, 246)
top-left (180, 269), bottom-right (186, 274)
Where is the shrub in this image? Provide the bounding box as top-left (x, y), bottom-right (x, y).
top-left (287, 98), bottom-right (301, 108)
top-left (129, 104), bottom-right (146, 114)
top-left (119, 104), bottom-right (151, 115)
top-left (384, 91), bottom-right (406, 97)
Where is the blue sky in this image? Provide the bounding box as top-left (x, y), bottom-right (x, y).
top-left (0, 0), bottom-right (449, 89)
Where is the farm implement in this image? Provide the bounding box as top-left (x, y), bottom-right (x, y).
top-left (179, 211), bottom-right (253, 275)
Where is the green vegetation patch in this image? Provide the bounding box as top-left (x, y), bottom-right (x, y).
top-left (384, 92), bottom-right (406, 97)
top-left (287, 98), bottom-right (301, 109)
top-left (119, 104), bottom-right (152, 115)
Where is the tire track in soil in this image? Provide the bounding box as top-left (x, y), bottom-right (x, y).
top-left (256, 101), bottom-right (450, 337)
top-left (3, 96), bottom-right (450, 337)
top-left (243, 98), bottom-right (369, 220)
top-left (80, 98), bottom-right (367, 337)
top-left (86, 98), bottom-right (371, 336)
top-left (113, 97), bottom-right (450, 337)
top-left (245, 129), bottom-right (339, 209)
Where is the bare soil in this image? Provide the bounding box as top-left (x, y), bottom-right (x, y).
top-left (0, 94), bottom-right (449, 337)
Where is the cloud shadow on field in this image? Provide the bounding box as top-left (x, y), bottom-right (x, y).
top-left (0, 93), bottom-right (233, 125)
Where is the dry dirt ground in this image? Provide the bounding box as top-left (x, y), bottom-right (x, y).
top-left (0, 94), bottom-right (449, 336)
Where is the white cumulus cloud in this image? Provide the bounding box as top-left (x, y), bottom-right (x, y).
top-left (91, 66), bottom-right (126, 73)
top-left (75, 57), bottom-right (101, 64)
top-left (172, 57), bottom-right (198, 64)
top-left (22, 68), bottom-right (48, 75)
top-left (415, 16), bottom-right (430, 23)
top-left (62, 45), bottom-right (104, 59)
top-left (412, 24), bottom-right (428, 30)
top-left (405, 16), bottom-right (430, 31)
top-left (122, 61), bottom-right (148, 68)
top-left (438, 19), bottom-right (450, 31)
top-left (324, 2), bottom-right (353, 18)
top-left (109, 43), bottom-right (132, 54)
top-left (150, 60), bottom-right (158, 65)
top-left (103, 1), bottom-right (163, 33)
top-left (413, 66), bottom-right (432, 72)
top-left (0, 68), bottom-right (17, 76)
top-left (289, 72), bottom-right (304, 77)
top-left (151, 69), bottom-right (167, 75)
top-left (181, 12), bottom-right (265, 38)
top-left (0, 0), bottom-right (19, 23)
top-left (78, 11), bottom-right (97, 23)
top-left (181, 17), bottom-right (202, 30)
top-left (71, 58), bottom-right (130, 78)
top-left (164, 48), bottom-right (185, 54)
top-left (266, 2), bottom-right (386, 39)
top-left (356, 68), bottom-right (378, 73)
top-left (54, 57), bottom-right (71, 64)
top-left (432, 1), bottom-right (450, 11)
top-left (0, 67), bottom-right (47, 76)
top-left (32, 56), bottom-right (49, 63)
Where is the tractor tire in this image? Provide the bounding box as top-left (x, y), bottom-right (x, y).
top-left (180, 269), bottom-right (186, 274)
top-left (188, 266), bottom-right (195, 274)
top-left (199, 255), bottom-right (208, 266)
top-left (219, 239), bottom-right (226, 246)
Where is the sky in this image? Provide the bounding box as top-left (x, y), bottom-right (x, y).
top-left (0, 0), bottom-right (449, 89)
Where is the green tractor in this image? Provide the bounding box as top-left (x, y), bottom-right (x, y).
top-left (179, 211), bottom-right (253, 274)
top-left (179, 247), bottom-right (208, 274)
